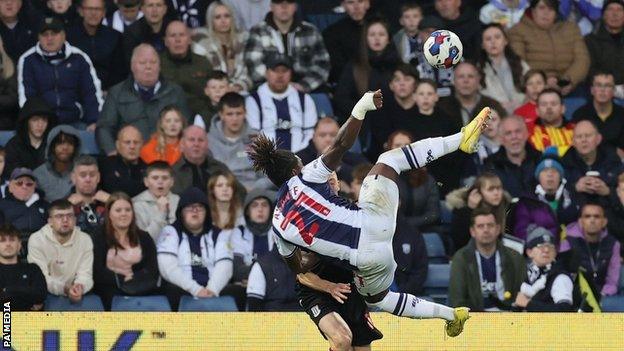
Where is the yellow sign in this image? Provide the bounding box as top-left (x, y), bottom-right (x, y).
top-left (7, 312), bottom-right (624, 350)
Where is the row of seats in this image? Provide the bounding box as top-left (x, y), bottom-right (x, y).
top-left (45, 295), bottom-right (238, 312)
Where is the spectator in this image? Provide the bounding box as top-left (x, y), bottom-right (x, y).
top-left (223, 0), bottom-right (270, 31)
top-left (66, 0), bottom-right (126, 90)
top-left (132, 161), bottom-right (179, 241)
top-left (560, 202), bottom-right (621, 296)
top-left (413, 16), bottom-right (454, 97)
top-left (208, 170), bottom-right (243, 229)
top-left (194, 1), bottom-right (251, 92)
top-left (585, 0), bottom-right (624, 99)
top-left (607, 172), bottom-right (624, 249)
top-left (349, 162), bottom-right (373, 201)
top-left (17, 16), bottom-right (103, 129)
top-left (245, 246), bottom-right (299, 311)
top-left (334, 17), bottom-right (398, 124)
top-left (446, 172), bottom-right (510, 251)
top-left (139, 105), bottom-right (185, 166)
top-left (157, 187), bottom-right (234, 311)
top-left (572, 72), bottom-right (624, 155)
top-left (99, 125), bottom-right (147, 197)
top-left (28, 199), bottom-right (94, 304)
top-left (448, 207), bottom-right (526, 311)
top-left (103, 0), bottom-right (143, 33)
top-left (392, 212), bottom-right (428, 296)
top-left (168, 0), bottom-right (210, 28)
top-left (484, 115), bottom-right (541, 197)
top-left (393, 3), bottom-right (423, 66)
top-left (160, 21), bottom-right (211, 117)
top-left (0, 38), bottom-right (17, 130)
top-left (561, 120), bottom-right (623, 198)
top-left (33, 125), bottom-right (82, 202)
top-left (511, 153), bottom-right (578, 243)
top-left (67, 155), bottom-right (109, 235)
top-left (433, 0), bottom-right (481, 60)
top-left (122, 0), bottom-right (169, 62)
top-left (479, 0), bottom-right (529, 28)
top-left (195, 70), bottom-right (228, 127)
top-left (461, 106), bottom-right (503, 186)
top-left (96, 43), bottom-right (190, 155)
top-left (323, 0), bottom-right (371, 85)
top-left (478, 23), bottom-right (528, 115)
top-left (244, 0), bottom-right (329, 92)
top-left (529, 88), bottom-right (574, 156)
top-left (514, 69), bottom-right (547, 130)
top-left (4, 97), bottom-right (54, 178)
top-left (0, 168), bottom-right (48, 246)
top-left (513, 226), bottom-right (574, 311)
top-left (296, 117), bottom-right (367, 186)
top-left (0, 223), bottom-right (46, 311)
top-left (0, 0), bottom-right (37, 62)
top-left (508, 0), bottom-right (590, 96)
top-left (172, 125), bottom-right (232, 194)
top-left (91, 192), bottom-right (160, 310)
top-left (44, 0), bottom-right (80, 27)
top-left (208, 92), bottom-right (263, 190)
top-left (246, 54), bottom-right (317, 153)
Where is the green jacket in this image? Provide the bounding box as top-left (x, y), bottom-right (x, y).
top-left (448, 239), bottom-right (526, 311)
top-left (159, 50), bottom-right (211, 117)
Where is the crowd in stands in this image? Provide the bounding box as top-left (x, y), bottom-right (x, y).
top-left (0, 0), bottom-right (623, 313)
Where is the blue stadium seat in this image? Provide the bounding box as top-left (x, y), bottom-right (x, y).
top-left (563, 97), bottom-right (587, 121)
top-left (111, 295), bottom-right (171, 311)
top-left (304, 13), bottom-right (345, 32)
top-left (45, 294), bottom-right (104, 311)
top-left (601, 295), bottom-right (624, 312)
top-left (0, 131), bottom-right (15, 147)
top-left (422, 232), bottom-right (448, 263)
top-left (178, 295), bottom-right (238, 312)
top-left (310, 93), bottom-right (334, 118)
top-left (423, 264), bottom-right (451, 304)
top-left (78, 130), bottom-right (100, 155)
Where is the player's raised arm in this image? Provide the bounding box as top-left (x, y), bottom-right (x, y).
top-left (321, 90), bottom-right (383, 170)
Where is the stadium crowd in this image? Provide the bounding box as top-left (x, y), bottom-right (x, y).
top-left (0, 0), bottom-right (623, 313)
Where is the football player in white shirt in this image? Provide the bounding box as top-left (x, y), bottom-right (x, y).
top-left (248, 90), bottom-right (491, 337)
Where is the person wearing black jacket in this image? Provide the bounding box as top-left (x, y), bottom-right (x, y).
top-left (122, 0), bottom-right (170, 64)
top-left (0, 223), bottom-right (46, 311)
top-left (392, 213), bottom-right (428, 296)
top-left (3, 97), bottom-right (55, 179)
top-left (0, 0), bottom-right (38, 62)
top-left (98, 125), bottom-right (147, 197)
top-left (91, 192), bottom-right (159, 310)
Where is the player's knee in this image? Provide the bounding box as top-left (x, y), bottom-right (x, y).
top-left (329, 326), bottom-right (353, 351)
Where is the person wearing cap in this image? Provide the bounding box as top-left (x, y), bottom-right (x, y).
top-left (479, 0), bottom-right (529, 29)
top-left (513, 225), bottom-right (574, 311)
top-left (3, 97), bottom-right (55, 178)
top-left (0, 223), bottom-right (47, 311)
top-left (157, 187), bottom-right (235, 311)
top-left (0, 0), bottom-right (38, 62)
top-left (561, 120), bottom-right (623, 200)
top-left (102, 0), bottom-right (144, 33)
top-left (17, 16), bottom-right (103, 129)
top-left (449, 207), bottom-right (526, 311)
top-left (66, 0), bottom-right (126, 90)
top-left (244, 0), bottom-right (330, 93)
top-left (585, 0), bottom-right (624, 100)
top-left (0, 168), bottom-right (49, 249)
top-left (246, 53), bottom-right (318, 153)
top-left (512, 150), bottom-right (579, 243)
top-left (122, 0), bottom-right (170, 63)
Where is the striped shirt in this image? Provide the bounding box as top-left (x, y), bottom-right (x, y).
top-left (529, 122), bottom-right (575, 156)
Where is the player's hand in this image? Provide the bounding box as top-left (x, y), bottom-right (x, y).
top-left (327, 283), bottom-right (351, 304)
top-left (372, 89), bottom-right (383, 109)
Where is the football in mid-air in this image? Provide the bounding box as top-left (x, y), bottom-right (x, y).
top-left (423, 30), bottom-right (463, 69)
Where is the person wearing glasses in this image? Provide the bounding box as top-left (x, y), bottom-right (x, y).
top-left (27, 199), bottom-right (96, 307)
top-left (68, 155), bottom-right (109, 235)
top-left (0, 168), bottom-right (49, 255)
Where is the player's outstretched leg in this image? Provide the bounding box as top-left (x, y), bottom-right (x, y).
top-left (377, 107), bottom-right (491, 175)
top-left (368, 291), bottom-right (471, 337)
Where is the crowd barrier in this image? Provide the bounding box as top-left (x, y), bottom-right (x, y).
top-left (3, 312), bottom-right (624, 350)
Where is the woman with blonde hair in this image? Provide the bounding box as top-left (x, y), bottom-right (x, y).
top-left (194, 1), bottom-right (251, 92)
top-left (0, 37), bottom-right (18, 130)
top-left (207, 170), bottom-right (243, 229)
top-left (140, 105), bottom-right (187, 165)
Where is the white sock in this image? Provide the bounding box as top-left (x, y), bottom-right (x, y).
top-left (376, 133), bottom-right (462, 174)
top-left (369, 291), bottom-right (455, 321)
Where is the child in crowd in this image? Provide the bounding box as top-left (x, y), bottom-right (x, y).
top-left (393, 3), bottom-right (423, 65)
top-left (140, 106), bottom-right (186, 166)
top-left (514, 69), bottom-right (547, 131)
top-left (133, 161), bottom-right (180, 241)
top-left (196, 71), bottom-right (229, 129)
top-left (46, 0), bottom-right (79, 26)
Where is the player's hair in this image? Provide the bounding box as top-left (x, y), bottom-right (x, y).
top-left (0, 223), bottom-right (20, 238)
top-left (105, 192), bottom-right (140, 249)
top-left (217, 92), bottom-right (245, 111)
top-left (537, 87), bottom-right (563, 104)
top-left (416, 78), bottom-right (438, 90)
top-left (146, 160), bottom-right (173, 177)
top-left (207, 170), bottom-right (241, 229)
top-left (469, 206), bottom-right (498, 227)
top-left (394, 63), bottom-right (419, 82)
top-left (248, 134), bottom-right (299, 187)
top-left (400, 2), bottom-right (422, 14)
top-left (590, 70), bottom-right (614, 85)
top-left (478, 23), bottom-right (524, 92)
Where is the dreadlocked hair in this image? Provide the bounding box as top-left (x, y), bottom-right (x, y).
top-left (248, 134), bottom-right (299, 187)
